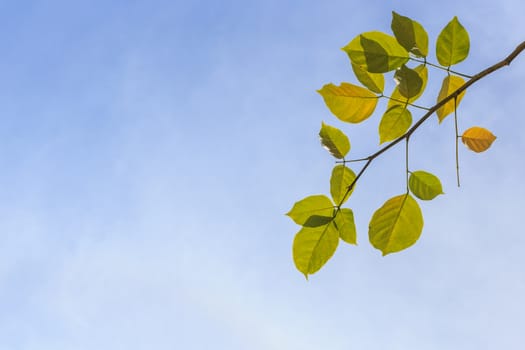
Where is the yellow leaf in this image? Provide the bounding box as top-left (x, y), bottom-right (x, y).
top-left (330, 165), bottom-right (356, 205)
top-left (461, 126), bottom-right (497, 153)
top-left (335, 208), bottom-right (357, 245)
top-left (293, 223), bottom-right (339, 277)
top-left (318, 83), bottom-right (379, 123)
top-left (378, 105), bottom-right (412, 144)
top-left (436, 75), bottom-right (466, 123)
top-left (368, 194), bottom-right (423, 256)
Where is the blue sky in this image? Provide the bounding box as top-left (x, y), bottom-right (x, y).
top-left (1, 0), bottom-right (524, 349)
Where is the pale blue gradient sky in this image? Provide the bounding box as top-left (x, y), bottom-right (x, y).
top-left (1, 1), bottom-right (524, 349)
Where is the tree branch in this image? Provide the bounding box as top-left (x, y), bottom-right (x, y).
top-left (337, 41), bottom-right (525, 207)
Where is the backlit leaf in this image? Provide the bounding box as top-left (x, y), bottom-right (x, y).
top-left (436, 16), bottom-right (470, 66)
top-left (342, 31), bottom-right (409, 73)
top-left (318, 83), bottom-right (379, 123)
top-left (436, 75), bottom-right (466, 123)
top-left (388, 65), bottom-right (428, 108)
top-left (335, 208), bottom-right (357, 244)
top-left (351, 62), bottom-right (385, 93)
top-left (368, 194), bottom-right (423, 255)
top-left (293, 223), bottom-right (339, 277)
top-left (330, 165), bottom-right (357, 205)
top-left (409, 170), bottom-right (444, 200)
top-left (319, 122), bottom-right (350, 159)
top-left (286, 195), bottom-right (334, 226)
top-left (394, 65), bottom-right (423, 99)
top-left (461, 126), bottom-right (497, 153)
top-left (391, 11), bottom-right (429, 57)
top-left (378, 105), bottom-right (412, 144)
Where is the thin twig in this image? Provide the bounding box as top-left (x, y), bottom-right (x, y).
top-left (410, 57), bottom-right (473, 79)
top-left (335, 157), bottom-right (370, 164)
top-left (454, 96), bottom-right (460, 187)
top-left (381, 95), bottom-right (430, 110)
top-left (405, 137), bottom-right (410, 193)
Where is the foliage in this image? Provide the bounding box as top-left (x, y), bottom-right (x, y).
top-left (287, 11), bottom-right (525, 278)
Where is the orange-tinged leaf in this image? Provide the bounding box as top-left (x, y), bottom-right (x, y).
top-left (461, 126), bottom-right (497, 153)
top-left (436, 75), bottom-right (466, 123)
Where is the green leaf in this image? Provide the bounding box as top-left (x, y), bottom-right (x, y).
top-left (394, 65), bottom-right (423, 99)
top-left (388, 65), bottom-right (428, 108)
top-left (351, 62), bottom-right (385, 93)
top-left (409, 171), bottom-right (444, 200)
top-left (378, 105), bottom-right (412, 144)
top-left (303, 215), bottom-right (334, 228)
top-left (368, 194), bottom-right (424, 255)
top-left (286, 195), bottom-right (334, 226)
top-left (391, 11), bottom-right (429, 57)
top-left (436, 75), bottom-right (466, 123)
top-left (330, 165), bottom-right (357, 205)
top-left (335, 208), bottom-right (357, 244)
top-left (461, 126), bottom-right (497, 153)
top-left (318, 83), bottom-right (379, 123)
top-left (342, 31), bottom-right (409, 73)
top-left (319, 122), bottom-right (350, 159)
top-left (436, 16), bottom-right (470, 66)
top-left (293, 223), bottom-right (339, 277)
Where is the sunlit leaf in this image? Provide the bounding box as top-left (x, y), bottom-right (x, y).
top-left (368, 194), bottom-right (423, 255)
top-left (461, 126), bottom-right (497, 153)
top-left (378, 105), bottom-right (412, 144)
top-left (351, 62), bottom-right (385, 93)
top-left (409, 170), bottom-right (444, 200)
top-left (388, 65), bottom-right (428, 108)
top-left (286, 195), bottom-right (334, 226)
top-left (293, 223), bottom-right (339, 277)
top-left (394, 65), bottom-right (423, 99)
top-left (436, 75), bottom-right (466, 123)
top-left (318, 122), bottom-right (350, 159)
top-left (436, 16), bottom-right (470, 66)
top-left (342, 31), bottom-right (409, 73)
top-left (318, 83), bottom-right (379, 123)
top-left (330, 165), bottom-right (357, 205)
top-left (391, 11), bottom-right (429, 57)
top-left (335, 208), bottom-right (357, 244)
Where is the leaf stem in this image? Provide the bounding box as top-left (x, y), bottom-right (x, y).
top-left (381, 95), bottom-right (430, 110)
top-left (405, 137), bottom-right (410, 193)
top-left (411, 57), bottom-right (473, 79)
top-left (335, 157), bottom-right (370, 164)
top-left (454, 96), bottom-right (461, 187)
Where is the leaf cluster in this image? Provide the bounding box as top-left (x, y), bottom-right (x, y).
top-left (287, 11), bottom-right (503, 278)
